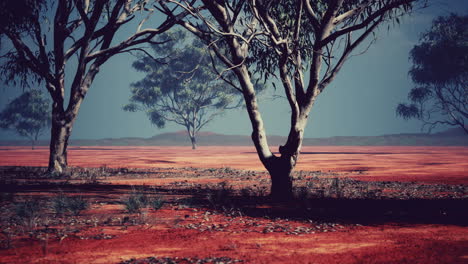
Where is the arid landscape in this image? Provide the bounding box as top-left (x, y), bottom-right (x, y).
top-left (0, 146), bottom-right (467, 263)
top-left (1, 0), bottom-right (467, 263)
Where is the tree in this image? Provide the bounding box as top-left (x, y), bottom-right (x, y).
top-left (160, 0), bottom-right (425, 199)
top-left (397, 14), bottom-right (467, 134)
top-left (0, 90), bottom-right (50, 149)
top-left (0, 0), bottom-right (188, 173)
top-left (124, 31), bottom-right (241, 149)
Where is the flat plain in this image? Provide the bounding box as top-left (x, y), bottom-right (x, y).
top-left (0, 146), bottom-right (467, 263)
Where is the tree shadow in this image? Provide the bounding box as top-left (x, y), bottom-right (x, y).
top-left (7, 183), bottom-right (467, 226)
top-left (1, 166), bottom-right (466, 227)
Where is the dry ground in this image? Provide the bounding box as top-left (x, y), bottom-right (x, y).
top-left (0, 146), bottom-right (467, 264)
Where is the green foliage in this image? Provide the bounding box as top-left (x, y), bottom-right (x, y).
top-left (248, 0), bottom-right (417, 81)
top-left (0, 0), bottom-right (48, 86)
top-left (0, 90), bottom-right (50, 147)
top-left (397, 14), bottom-right (467, 132)
top-left (124, 30), bottom-right (241, 142)
top-left (409, 14), bottom-right (467, 86)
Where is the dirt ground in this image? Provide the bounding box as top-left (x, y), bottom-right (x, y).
top-left (1, 146), bottom-right (467, 184)
top-left (0, 146), bottom-right (467, 263)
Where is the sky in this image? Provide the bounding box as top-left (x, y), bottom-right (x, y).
top-left (0, 0), bottom-right (467, 141)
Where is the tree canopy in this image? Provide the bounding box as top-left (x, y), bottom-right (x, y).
top-left (124, 30), bottom-right (242, 149)
top-left (0, 90), bottom-right (50, 149)
top-left (397, 13), bottom-right (467, 133)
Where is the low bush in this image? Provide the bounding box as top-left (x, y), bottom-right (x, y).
top-left (123, 188), bottom-right (164, 214)
top-left (123, 191), bottom-right (147, 214)
top-left (14, 200), bottom-right (42, 231)
top-left (148, 196), bottom-right (164, 211)
top-left (51, 193), bottom-right (89, 216)
top-left (15, 200), bottom-right (40, 220)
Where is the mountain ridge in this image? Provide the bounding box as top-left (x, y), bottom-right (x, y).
top-left (0, 127), bottom-right (467, 147)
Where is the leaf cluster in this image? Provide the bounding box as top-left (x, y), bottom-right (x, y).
top-left (248, 0), bottom-right (416, 82)
top-left (398, 14), bottom-right (467, 132)
top-left (124, 30), bottom-right (240, 129)
top-left (409, 13), bottom-right (468, 87)
top-left (0, 89), bottom-right (51, 139)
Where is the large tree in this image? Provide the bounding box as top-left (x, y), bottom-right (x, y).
top-left (160, 0), bottom-right (425, 199)
top-left (0, 90), bottom-right (50, 150)
top-left (0, 0), bottom-right (187, 173)
top-left (397, 14), bottom-right (467, 134)
top-left (124, 31), bottom-right (242, 149)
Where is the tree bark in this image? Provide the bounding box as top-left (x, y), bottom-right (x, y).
top-left (47, 105), bottom-right (73, 174)
top-left (266, 156), bottom-right (295, 200)
top-left (190, 136), bottom-right (197, 150)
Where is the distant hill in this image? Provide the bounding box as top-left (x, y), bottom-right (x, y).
top-left (1, 127), bottom-right (467, 147)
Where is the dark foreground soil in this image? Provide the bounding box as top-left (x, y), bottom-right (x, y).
top-left (0, 163), bottom-right (467, 264)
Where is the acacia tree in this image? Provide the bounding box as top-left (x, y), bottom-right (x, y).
top-left (0, 90), bottom-right (50, 150)
top-left (397, 14), bottom-right (467, 134)
top-left (160, 0), bottom-right (425, 199)
top-left (0, 0), bottom-right (187, 173)
top-left (124, 31), bottom-right (241, 149)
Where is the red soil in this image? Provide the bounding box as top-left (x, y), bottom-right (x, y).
top-left (0, 146), bottom-right (467, 263)
top-left (1, 206), bottom-right (467, 264)
top-left (0, 146), bottom-right (467, 184)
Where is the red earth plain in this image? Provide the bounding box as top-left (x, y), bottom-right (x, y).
top-left (0, 146), bottom-right (467, 264)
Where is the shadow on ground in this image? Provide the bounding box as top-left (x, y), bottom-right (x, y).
top-left (1, 166), bottom-right (467, 227)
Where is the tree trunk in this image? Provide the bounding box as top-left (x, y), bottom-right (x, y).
top-left (266, 157), bottom-right (294, 200)
top-left (265, 120), bottom-right (307, 200)
top-left (31, 132), bottom-right (39, 150)
top-left (47, 107), bottom-right (73, 174)
top-left (190, 136), bottom-right (197, 150)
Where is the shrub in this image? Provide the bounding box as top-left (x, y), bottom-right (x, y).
top-left (148, 196), bottom-right (164, 211)
top-left (51, 193), bottom-right (68, 216)
top-left (123, 190), bottom-right (148, 214)
top-left (123, 188), bottom-right (165, 213)
top-left (51, 193), bottom-right (89, 216)
top-left (14, 200), bottom-right (42, 231)
top-left (15, 200), bottom-right (40, 220)
top-left (66, 196), bottom-right (89, 216)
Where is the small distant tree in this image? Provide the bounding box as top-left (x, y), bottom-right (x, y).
top-left (124, 31), bottom-right (241, 149)
top-left (0, 90), bottom-right (50, 149)
top-left (397, 14), bottom-right (467, 134)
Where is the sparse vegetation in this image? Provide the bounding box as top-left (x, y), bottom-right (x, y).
top-left (14, 200), bottom-right (41, 221)
top-left (121, 256), bottom-right (244, 264)
top-left (148, 196), bottom-right (165, 211)
top-left (51, 193), bottom-right (89, 216)
top-left (0, 165), bottom-right (466, 263)
top-left (123, 190), bottom-right (148, 214)
top-left (123, 188), bottom-right (165, 214)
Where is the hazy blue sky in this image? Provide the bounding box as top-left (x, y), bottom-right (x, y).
top-left (0, 0), bottom-right (467, 140)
